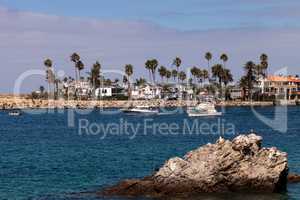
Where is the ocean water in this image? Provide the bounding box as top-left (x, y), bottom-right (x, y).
top-left (0, 106), bottom-right (300, 200)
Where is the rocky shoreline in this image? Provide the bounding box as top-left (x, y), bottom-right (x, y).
top-left (0, 96), bottom-right (275, 110)
top-left (100, 134), bottom-right (293, 198)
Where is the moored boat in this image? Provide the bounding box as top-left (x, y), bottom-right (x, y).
top-left (121, 105), bottom-right (159, 115)
top-left (8, 110), bottom-right (22, 116)
top-left (187, 102), bottom-right (222, 117)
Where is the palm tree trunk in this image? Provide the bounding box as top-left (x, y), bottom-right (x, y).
top-left (75, 68), bottom-right (78, 81)
top-left (148, 70), bottom-right (151, 83)
top-left (93, 79), bottom-right (96, 100)
top-left (55, 82), bottom-right (58, 100)
top-left (177, 67), bottom-right (179, 83)
top-left (224, 83), bottom-right (228, 101)
top-left (48, 82), bottom-right (50, 100)
top-left (127, 77), bottom-right (131, 99)
top-left (219, 79), bottom-right (222, 99)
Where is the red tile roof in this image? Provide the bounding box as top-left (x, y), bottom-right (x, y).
top-left (267, 75), bottom-right (300, 82)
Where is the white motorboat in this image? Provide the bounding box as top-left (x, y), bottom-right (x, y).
top-left (121, 106), bottom-right (159, 115)
top-left (187, 102), bottom-right (222, 117)
top-left (8, 110), bottom-right (22, 116)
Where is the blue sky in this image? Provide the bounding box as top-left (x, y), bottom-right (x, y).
top-left (1, 0), bottom-right (300, 30)
top-left (0, 0), bottom-right (300, 93)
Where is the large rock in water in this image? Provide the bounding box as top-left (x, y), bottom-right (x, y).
top-left (101, 134), bottom-right (288, 198)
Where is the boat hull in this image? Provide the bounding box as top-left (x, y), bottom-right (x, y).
top-left (187, 112), bottom-right (222, 117)
top-left (121, 108), bottom-right (159, 115)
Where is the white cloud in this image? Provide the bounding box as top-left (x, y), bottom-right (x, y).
top-left (0, 6), bottom-right (300, 93)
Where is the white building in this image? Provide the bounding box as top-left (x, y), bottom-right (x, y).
top-left (95, 87), bottom-right (113, 97)
top-left (131, 84), bottom-right (162, 99)
top-left (230, 86), bottom-right (243, 100)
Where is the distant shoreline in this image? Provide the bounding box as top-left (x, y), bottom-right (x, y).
top-left (0, 96), bottom-right (281, 110)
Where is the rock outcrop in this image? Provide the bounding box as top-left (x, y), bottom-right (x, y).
top-left (101, 134), bottom-right (289, 198)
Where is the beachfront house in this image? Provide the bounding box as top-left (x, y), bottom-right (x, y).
top-left (131, 83), bottom-right (162, 100)
top-left (229, 86), bottom-right (243, 100)
top-left (64, 80), bottom-right (92, 99)
top-left (95, 86), bottom-right (126, 99)
top-left (160, 83), bottom-right (194, 100)
top-left (258, 75), bottom-right (300, 100)
top-left (95, 87), bottom-right (112, 97)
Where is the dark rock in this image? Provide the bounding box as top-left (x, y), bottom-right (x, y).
top-left (100, 134), bottom-right (289, 198)
top-left (288, 174), bottom-right (300, 183)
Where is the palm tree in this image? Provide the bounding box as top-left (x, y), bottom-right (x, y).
top-left (190, 66), bottom-right (198, 83)
top-left (44, 59), bottom-right (52, 68)
top-left (222, 69), bottom-right (233, 100)
top-left (178, 71), bottom-right (187, 83)
top-left (123, 75), bottom-right (128, 85)
top-left (202, 69), bottom-right (209, 86)
top-left (158, 66), bottom-right (167, 83)
top-left (145, 60), bottom-right (152, 82)
top-left (166, 70), bottom-right (171, 83)
top-left (260, 53), bottom-right (268, 77)
top-left (70, 53), bottom-right (80, 81)
top-left (195, 68), bottom-right (203, 86)
top-left (202, 69), bottom-right (209, 81)
top-left (244, 61), bottom-right (257, 100)
top-left (135, 78), bottom-right (147, 87)
top-left (125, 64), bottom-right (133, 98)
top-left (62, 77), bottom-right (69, 99)
top-left (239, 76), bottom-right (248, 101)
top-left (211, 64), bottom-right (224, 86)
top-left (89, 61), bottom-right (101, 98)
top-left (222, 69), bottom-right (233, 87)
top-left (173, 57), bottom-right (182, 82)
top-left (205, 52), bottom-right (212, 69)
top-left (220, 54), bottom-right (228, 68)
top-left (39, 86), bottom-right (45, 93)
top-left (145, 59), bottom-right (158, 83)
top-left (94, 61), bottom-right (101, 84)
top-left (212, 64), bottom-right (224, 98)
top-left (39, 86), bottom-right (45, 98)
top-left (44, 58), bottom-right (55, 99)
top-left (76, 60), bottom-right (84, 79)
top-left (171, 69), bottom-right (178, 82)
top-left (150, 59), bottom-right (158, 83)
top-left (54, 78), bottom-right (61, 99)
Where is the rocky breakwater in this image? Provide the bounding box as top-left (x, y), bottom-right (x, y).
top-left (101, 134), bottom-right (289, 198)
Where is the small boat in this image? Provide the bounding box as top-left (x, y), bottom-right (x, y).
top-left (187, 102), bottom-right (222, 117)
top-left (121, 106), bottom-right (159, 115)
top-left (8, 110), bottom-right (22, 116)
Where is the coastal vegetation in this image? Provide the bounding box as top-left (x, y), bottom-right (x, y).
top-left (36, 52), bottom-right (277, 102)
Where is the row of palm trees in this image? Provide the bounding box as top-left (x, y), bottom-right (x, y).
top-left (121, 53), bottom-right (234, 98)
top-left (239, 54), bottom-right (269, 100)
top-left (43, 52), bottom-right (234, 99)
top-left (126, 53), bottom-right (232, 85)
top-left (43, 51), bottom-right (268, 101)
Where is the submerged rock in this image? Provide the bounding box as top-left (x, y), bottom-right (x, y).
top-left (100, 134), bottom-right (289, 198)
top-left (288, 174), bottom-right (300, 183)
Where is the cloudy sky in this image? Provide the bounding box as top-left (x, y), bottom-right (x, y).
top-left (1, 0), bottom-right (300, 93)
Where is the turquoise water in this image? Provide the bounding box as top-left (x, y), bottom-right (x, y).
top-left (1, 106), bottom-right (300, 200)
